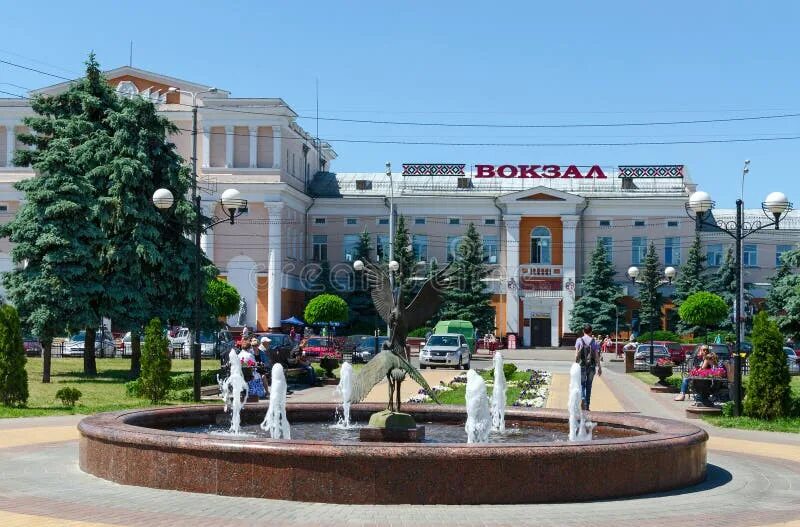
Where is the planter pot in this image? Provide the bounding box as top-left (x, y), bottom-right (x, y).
top-left (690, 378), bottom-right (722, 407)
top-left (319, 357), bottom-right (339, 379)
top-left (649, 365), bottom-right (673, 386)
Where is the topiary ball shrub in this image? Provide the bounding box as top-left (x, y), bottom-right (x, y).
top-left (744, 312), bottom-right (792, 420)
top-left (55, 387), bottom-right (82, 407)
top-left (503, 363), bottom-right (518, 381)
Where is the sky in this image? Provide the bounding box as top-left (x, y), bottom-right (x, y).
top-left (1, 0), bottom-right (799, 208)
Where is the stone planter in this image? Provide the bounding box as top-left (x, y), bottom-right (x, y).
top-left (649, 365), bottom-right (673, 386)
top-left (319, 357), bottom-right (339, 379)
top-left (690, 378), bottom-right (721, 407)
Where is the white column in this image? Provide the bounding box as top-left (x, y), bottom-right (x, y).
top-left (550, 303), bottom-right (560, 347)
top-left (5, 127), bottom-right (14, 167)
top-left (224, 125), bottom-right (234, 168)
top-left (504, 215), bottom-right (521, 338)
top-left (267, 202), bottom-right (285, 329)
top-left (272, 125), bottom-right (281, 169)
top-left (199, 202), bottom-right (215, 262)
top-left (249, 126), bottom-right (258, 168)
top-left (201, 126), bottom-right (210, 168)
top-left (561, 214), bottom-right (580, 338)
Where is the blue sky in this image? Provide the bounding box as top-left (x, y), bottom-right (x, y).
top-left (1, 1), bottom-right (799, 207)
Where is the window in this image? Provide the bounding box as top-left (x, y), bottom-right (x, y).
top-left (707, 244), bottom-right (723, 267)
top-left (530, 227), bottom-right (552, 264)
top-left (483, 235), bottom-right (499, 264)
top-left (448, 217), bottom-right (460, 225)
top-left (634, 220), bottom-right (646, 228)
top-left (312, 235), bottom-right (328, 261)
top-left (743, 244), bottom-right (758, 267)
top-left (632, 237), bottom-right (647, 265)
top-left (0, 205), bottom-right (7, 212)
top-left (314, 217), bottom-right (326, 225)
top-left (412, 235), bottom-right (428, 262)
top-left (343, 234), bottom-right (359, 262)
top-left (346, 218), bottom-right (357, 225)
top-left (376, 235), bottom-right (390, 261)
top-left (599, 220), bottom-right (611, 227)
top-left (377, 218), bottom-right (389, 226)
top-left (598, 236), bottom-right (613, 262)
top-left (447, 236), bottom-right (463, 262)
top-left (664, 237), bottom-right (680, 265)
top-left (776, 244), bottom-right (793, 267)
top-left (414, 217), bottom-right (426, 225)
top-left (667, 220), bottom-right (679, 228)
top-left (484, 218), bottom-right (496, 226)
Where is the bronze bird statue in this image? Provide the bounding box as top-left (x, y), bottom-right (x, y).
top-left (349, 260), bottom-right (456, 412)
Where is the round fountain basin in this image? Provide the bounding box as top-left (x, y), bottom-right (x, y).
top-left (78, 403), bottom-right (707, 504)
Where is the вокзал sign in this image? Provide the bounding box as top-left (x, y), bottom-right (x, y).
top-left (476, 164), bottom-right (607, 179)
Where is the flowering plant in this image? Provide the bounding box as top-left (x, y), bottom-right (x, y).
top-left (690, 367), bottom-right (726, 379)
top-left (655, 358), bottom-right (675, 367)
top-left (240, 356), bottom-right (256, 368)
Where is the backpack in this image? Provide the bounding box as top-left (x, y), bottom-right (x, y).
top-left (577, 337), bottom-right (596, 369)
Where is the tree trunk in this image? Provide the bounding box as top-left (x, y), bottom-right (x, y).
top-left (130, 332), bottom-right (142, 378)
top-left (84, 327), bottom-right (97, 376)
top-left (42, 339), bottom-right (52, 383)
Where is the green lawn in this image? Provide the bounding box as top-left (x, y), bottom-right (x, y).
top-left (631, 371), bottom-right (683, 390)
top-left (426, 371), bottom-right (531, 406)
top-left (0, 357), bottom-right (222, 418)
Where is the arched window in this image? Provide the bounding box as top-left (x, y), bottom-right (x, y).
top-left (530, 227), bottom-right (551, 264)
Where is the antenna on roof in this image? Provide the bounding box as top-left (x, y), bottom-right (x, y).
top-left (315, 77), bottom-right (319, 147)
top-left (129, 41), bottom-right (133, 67)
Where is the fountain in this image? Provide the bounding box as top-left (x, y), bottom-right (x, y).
top-left (260, 363), bottom-right (290, 439)
top-left (465, 370), bottom-right (492, 443)
top-left (334, 362), bottom-right (353, 427)
top-left (568, 363), bottom-right (596, 441)
top-left (218, 348), bottom-right (248, 434)
top-left (490, 352), bottom-right (506, 433)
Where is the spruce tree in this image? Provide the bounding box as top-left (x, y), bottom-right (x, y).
top-left (139, 318), bottom-right (171, 403)
top-left (0, 56), bottom-right (107, 381)
top-left (709, 246), bottom-right (752, 333)
top-left (569, 241), bottom-right (621, 335)
top-left (744, 312), bottom-right (792, 419)
top-left (636, 242), bottom-right (664, 335)
top-left (437, 223), bottom-right (495, 334)
top-left (0, 304), bottom-right (28, 407)
top-left (672, 235), bottom-right (707, 335)
top-left (347, 228), bottom-right (378, 331)
top-left (392, 215), bottom-right (417, 306)
top-left (765, 248), bottom-right (800, 341)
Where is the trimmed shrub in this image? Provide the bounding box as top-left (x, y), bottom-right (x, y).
top-left (0, 304), bottom-right (28, 407)
top-left (636, 330), bottom-right (681, 343)
top-left (744, 312), bottom-right (792, 419)
top-left (678, 292), bottom-right (729, 341)
top-left (139, 318), bottom-right (172, 403)
top-left (503, 363), bottom-right (518, 381)
top-left (55, 387), bottom-right (82, 407)
top-left (408, 327), bottom-right (432, 338)
top-left (304, 294), bottom-right (349, 325)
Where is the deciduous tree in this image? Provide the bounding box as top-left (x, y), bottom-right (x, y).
top-left (672, 235), bottom-right (707, 335)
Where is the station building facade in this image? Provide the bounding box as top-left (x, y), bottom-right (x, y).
top-left (1, 68), bottom-right (797, 345)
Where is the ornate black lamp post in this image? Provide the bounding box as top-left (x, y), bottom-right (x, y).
top-left (685, 189), bottom-right (792, 416)
top-left (626, 265), bottom-right (677, 365)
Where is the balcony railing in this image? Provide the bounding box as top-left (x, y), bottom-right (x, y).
top-left (519, 264), bottom-right (562, 277)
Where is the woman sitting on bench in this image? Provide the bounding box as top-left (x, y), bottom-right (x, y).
top-left (674, 346), bottom-right (717, 401)
top-left (288, 344), bottom-right (320, 386)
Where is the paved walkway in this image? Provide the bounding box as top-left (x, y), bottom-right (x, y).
top-left (2, 350), bottom-right (800, 526)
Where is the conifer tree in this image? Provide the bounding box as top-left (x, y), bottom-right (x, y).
top-left (0, 304), bottom-right (28, 406)
top-left (392, 215), bottom-right (417, 306)
top-left (139, 318), bottom-right (171, 403)
top-left (709, 247), bottom-right (752, 333)
top-left (438, 223), bottom-right (495, 334)
top-left (764, 247), bottom-right (800, 341)
top-left (744, 312), bottom-right (792, 419)
top-left (636, 242), bottom-right (664, 335)
top-left (348, 228), bottom-right (378, 331)
top-left (569, 241), bottom-right (621, 335)
top-left (672, 235), bottom-right (707, 335)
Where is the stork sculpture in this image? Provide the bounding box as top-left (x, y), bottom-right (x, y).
top-left (349, 259), bottom-right (456, 412)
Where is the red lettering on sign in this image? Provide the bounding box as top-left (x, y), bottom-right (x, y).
top-left (541, 165), bottom-right (561, 178)
top-left (497, 165), bottom-right (518, 178)
top-left (584, 165), bottom-right (607, 179)
top-left (517, 165), bottom-right (541, 178)
top-left (562, 165), bottom-right (583, 179)
top-left (475, 165), bottom-right (495, 178)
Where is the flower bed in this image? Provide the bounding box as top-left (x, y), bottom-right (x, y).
top-left (407, 368), bottom-right (551, 407)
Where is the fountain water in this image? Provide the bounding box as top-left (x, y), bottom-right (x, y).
top-left (490, 352), bottom-right (506, 433)
top-left (567, 363), bottom-right (595, 441)
top-left (465, 369), bottom-right (491, 443)
top-left (334, 362), bottom-right (353, 427)
top-left (260, 363), bottom-right (291, 439)
top-left (218, 349), bottom-right (248, 434)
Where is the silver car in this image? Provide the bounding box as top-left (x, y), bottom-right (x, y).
top-left (63, 329), bottom-right (116, 358)
top-left (633, 344), bottom-right (671, 371)
top-left (419, 333), bottom-right (471, 370)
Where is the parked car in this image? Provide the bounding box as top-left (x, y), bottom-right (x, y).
top-left (783, 347), bottom-right (800, 373)
top-left (633, 344), bottom-right (671, 371)
top-left (686, 343), bottom-right (731, 365)
top-left (341, 334), bottom-right (370, 361)
top-left (63, 329), bottom-right (116, 357)
top-left (23, 336), bottom-right (43, 357)
top-left (432, 320), bottom-right (476, 353)
top-left (420, 333), bottom-right (471, 370)
top-left (119, 331), bottom-right (145, 357)
top-left (171, 328), bottom-right (234, 359)
top-left (302, 337), bottom-right (342, 360)
top-left (353, 336), bottom-right (388, 363)
top-left (252, 333), bottom-right (293, 364)
top-left (646, 340), bottom-right (685, 364)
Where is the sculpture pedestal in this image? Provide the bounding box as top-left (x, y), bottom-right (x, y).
top-left (359, 410), bottom-right (426, 442)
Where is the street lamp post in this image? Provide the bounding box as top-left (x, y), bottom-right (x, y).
top-left (685, 184), bottom-right (792, 416)
top-left (627, 265), bottom-right (677, 366)
top-left (385, 162), bottom-right (394, 338)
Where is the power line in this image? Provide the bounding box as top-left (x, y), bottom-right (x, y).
top-left (0, 59), bottom-right (73, 81)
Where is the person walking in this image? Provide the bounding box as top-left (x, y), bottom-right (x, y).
top-left (575, 324), bottom-right (602, 410)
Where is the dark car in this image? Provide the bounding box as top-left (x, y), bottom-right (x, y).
top-left (23, 336), bottom-right (43, 357)
top-left (648, 340), bottom-right (685, 364)
top-left (687, 343), bottom-right (731, 365)
top-left (254, 333), bottom-right (293, 364)
top-left (354, 336), bottom-right (388, 363)
top-left (341, 334), bottom-right (370, 362)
